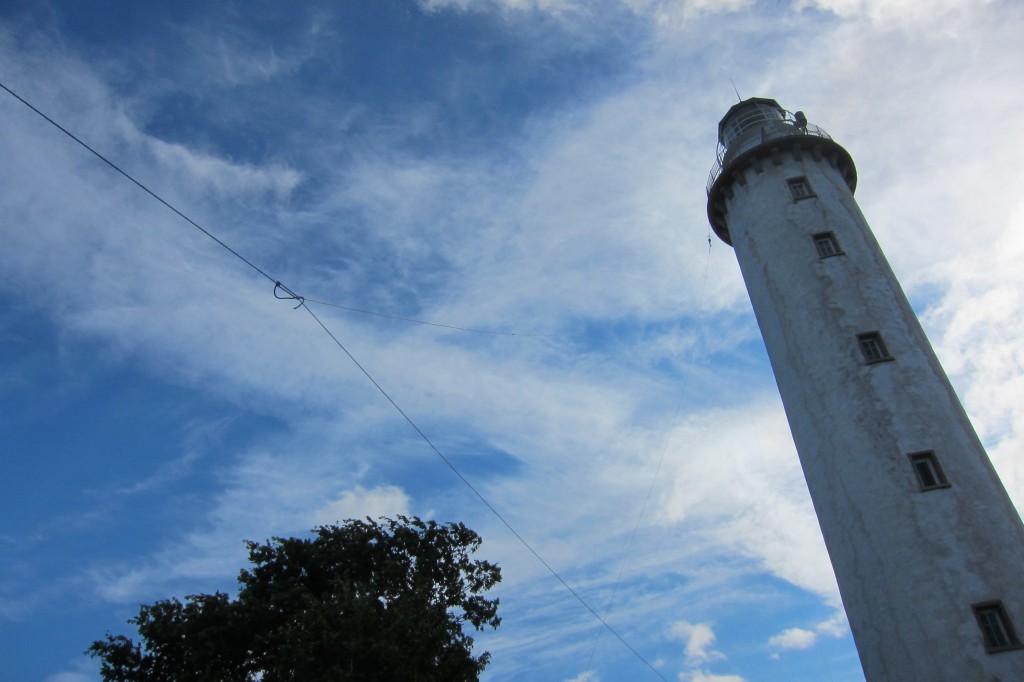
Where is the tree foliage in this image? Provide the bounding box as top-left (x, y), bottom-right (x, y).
top-left (88, 516), bottom-right (502, 681)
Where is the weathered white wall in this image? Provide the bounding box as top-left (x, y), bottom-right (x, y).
top-left (722, 148), bottom-right (1024, 681)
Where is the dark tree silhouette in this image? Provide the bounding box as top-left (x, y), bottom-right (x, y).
top-left (89, 516), bottom-right (501, 681)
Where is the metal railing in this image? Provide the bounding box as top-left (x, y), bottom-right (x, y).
top-left (707, 121), bottom-right (833, 194)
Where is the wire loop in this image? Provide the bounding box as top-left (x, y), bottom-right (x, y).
top-left (273, 281), bottom-right (305, 309)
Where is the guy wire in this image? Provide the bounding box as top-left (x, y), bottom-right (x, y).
top-left (2, 78), bottom-right (664, 680)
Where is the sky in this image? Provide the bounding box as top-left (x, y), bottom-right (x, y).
top-left (2, 1), bottom-right (1024, 680)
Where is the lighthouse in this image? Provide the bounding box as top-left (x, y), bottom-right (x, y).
top-left (706, 98), bottom-right (1024, 680)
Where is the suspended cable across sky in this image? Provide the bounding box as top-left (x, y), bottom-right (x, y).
top-left (0, 78), bottom-right (666, 680)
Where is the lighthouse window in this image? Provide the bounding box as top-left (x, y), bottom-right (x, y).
top-left (813, 232), bottom-right (843, 258)
top-left (857, 332), bottom-right (892, 364)
top-left (908, 451), bottom-right (949, 490)
top-left (972, 602), bottom-right (1022, 652)
top-left (787, 176), bottom-right (815, 201)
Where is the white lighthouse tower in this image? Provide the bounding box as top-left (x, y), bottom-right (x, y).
top-left (706, 98), bottom-right (1024, 680)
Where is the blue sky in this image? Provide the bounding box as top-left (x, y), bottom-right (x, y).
top-left (3, 1), bottom-right (1024, 680)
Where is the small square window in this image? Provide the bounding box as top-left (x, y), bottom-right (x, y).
top-left (788, 177), bottom-right (815, 201)
top-left (813, 232), bottom-right (843, 258)
top-left (973, 602), bottom-right (1023, 652)
top-left (857, 332), bottom-right (893, 364)
top-left (908, 451), bottom-right (949, 490)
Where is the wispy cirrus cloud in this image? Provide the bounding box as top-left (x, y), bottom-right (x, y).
top-left (3, 2), bottom-right (1023, 681)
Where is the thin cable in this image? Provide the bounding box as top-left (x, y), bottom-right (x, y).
top-left (298, 302), bottom-right (667, 682)
top-left (305, 298), bottom-right (548, 337)
top-left (0, 80), bottom-right (277, 287)
top-left (1, 79), bottom-right (544, 340)
top-left (584, 235), bottom-right (714, 674)
top-left (3, 78), bottom-right (664, 678)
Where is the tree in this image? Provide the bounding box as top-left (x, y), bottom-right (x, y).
top-left (88, 516), bottom-right (501, 681)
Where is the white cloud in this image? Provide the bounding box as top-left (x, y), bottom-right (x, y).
top-left (421, 0), bottom-right (760, 24)
top-left (768, 612), bottom-right (848, 656)
top-left (417, 0), bottom-right (582, 13)
top-left (147, 137), bottom-right (303, 200)
top-left (814, 611), bottom-right (849, 638)
top-left (657, 400), bottom-right (839, 603)
top-left (666, 621), bottom-right (747, 682)
top-left (793, 0), bottom-right (990, 24)
top-left (43, 659), bottom-right (98, 682)
top-left (683, 672), bottom-right (747, 682)
top-left (418, 0), bottom-right (986, 29)
top-left (312, 485), bottom-right (411, 525)
top-left (45, 674), bottom-right (95, 682)
top-left (88, 442), bottom-right (403, 602)
top-left (623, 0), bottom-right (756, 25)
top-left (768, 627), bottom-right (816, 651)
top-left (563, 672), bottom-right (600, 682)
top-left (668, 620), bottom-right (725, 665)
